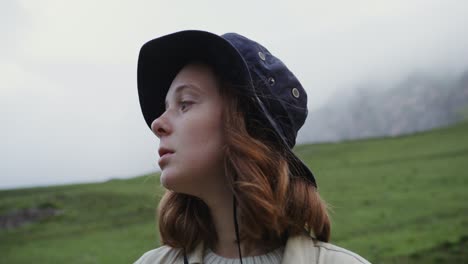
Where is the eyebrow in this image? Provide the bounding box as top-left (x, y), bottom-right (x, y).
top-left (164, 84), bottom-right (201, 109)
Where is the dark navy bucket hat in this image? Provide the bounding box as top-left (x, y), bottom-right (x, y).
top-left (137, 30), bottom-right (317, 187)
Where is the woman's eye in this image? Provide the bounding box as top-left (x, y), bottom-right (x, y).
top-left (179, 101), bottom-right (192, 111)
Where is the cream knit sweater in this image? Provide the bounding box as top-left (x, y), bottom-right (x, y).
top-left (203, 247), bottom-right (284, 264)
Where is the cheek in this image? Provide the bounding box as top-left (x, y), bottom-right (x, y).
top-left (185, 142), bottom-right (224, 171)
top-left (181, 106), bottom-right (224, 155)
top-left (180, 116), bottom-right (224, 167)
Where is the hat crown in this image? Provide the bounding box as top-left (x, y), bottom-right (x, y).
top-left (221, 33), bottom-right (308, 148)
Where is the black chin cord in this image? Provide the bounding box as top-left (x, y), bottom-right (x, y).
top-left (233, 195), bottom-right (243, 264)
top-left (183, 248), bottom-right (188, 264)
top-left (182, 196), bottom-right (243, 264)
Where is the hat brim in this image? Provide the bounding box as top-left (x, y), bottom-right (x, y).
top-left (137, 30), bottom-right (316, 187)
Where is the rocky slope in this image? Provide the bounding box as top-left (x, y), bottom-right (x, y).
top-left (298, 70), bottom-right (468, 143)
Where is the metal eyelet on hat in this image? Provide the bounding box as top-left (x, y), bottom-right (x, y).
top-left (291, 88), bottom-right (300, 98)
top-left (267, 77), bottom-right (275, 86)
top-left (258, 51), bottom-right (266, 61)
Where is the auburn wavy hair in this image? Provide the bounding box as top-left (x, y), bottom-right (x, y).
top-left (157, 72), bottom-right (331, 252)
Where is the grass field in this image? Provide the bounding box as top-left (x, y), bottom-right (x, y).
top-left (1, 122), bottom-right (467, 263)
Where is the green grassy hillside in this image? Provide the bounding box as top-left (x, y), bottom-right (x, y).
top-left (1, 122), bottom-right (467, 263)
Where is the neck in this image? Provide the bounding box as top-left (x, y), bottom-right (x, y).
top-left (202, 182), bottom-right (277, 258)
top-left (203, 183), bottom-right (241, 258)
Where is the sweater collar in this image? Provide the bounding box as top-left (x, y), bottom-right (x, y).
top-left (185, 234), bottom-right (315, 264)
top-left (186, 242), bottom-right (204, 263)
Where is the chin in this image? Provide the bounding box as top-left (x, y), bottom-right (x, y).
top-left (160, 169), bottom-right (186, 192)
top-left (160, 170), bottom-right (204, 198)
top-left (160, 170), bottom-right (174, 190)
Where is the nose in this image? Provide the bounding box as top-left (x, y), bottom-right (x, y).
top-left (151, 114), bottom-right (171, 138)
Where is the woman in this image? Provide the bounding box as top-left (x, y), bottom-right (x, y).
top-left (135, 30), bottom-right (370, 264)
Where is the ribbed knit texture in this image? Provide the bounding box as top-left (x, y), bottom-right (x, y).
top-left (203, 247), bottom-right (284, 264)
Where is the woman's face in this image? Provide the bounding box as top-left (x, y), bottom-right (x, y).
top-left (151, 63), bottom-right (226, 196)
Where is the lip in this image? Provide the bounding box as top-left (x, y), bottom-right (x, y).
top-left (158, 153), bottom-right (174, 167)
top-left (158, 147), bottom-right (174, 157)
top-left (158, 147), bottom-right (174, 167)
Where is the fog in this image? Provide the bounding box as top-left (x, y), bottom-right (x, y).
top-left (2, 0), bottom-right (468, 189)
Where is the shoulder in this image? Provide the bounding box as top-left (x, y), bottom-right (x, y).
top-left (284, 235), bottom-right (371, 264)
top-left (133, 245), bottom-right (183, 264)
top-left (312, 240), bottom-right (371, 264)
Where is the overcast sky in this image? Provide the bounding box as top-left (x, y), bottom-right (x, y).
top-left (2, 0), bottom-right (468, 189)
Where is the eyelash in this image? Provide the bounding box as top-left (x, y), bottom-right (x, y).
top-left (179, 100), bottom-right (193, 111)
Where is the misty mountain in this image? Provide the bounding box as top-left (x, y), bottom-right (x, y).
top-left (298, 70), bottom-right (468, 143)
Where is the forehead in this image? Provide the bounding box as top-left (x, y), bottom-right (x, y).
top-left (166, 63), bottom-right (220, 98)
